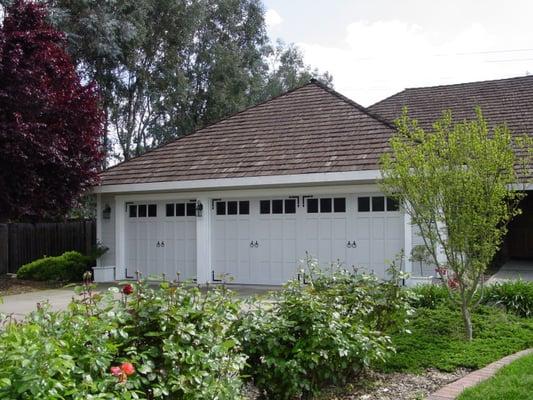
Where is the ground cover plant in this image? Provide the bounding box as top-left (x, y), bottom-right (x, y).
top-left (457, 352), bottom-right (533, 400)
top-left (381, 301), bottom-right (533, 373)
top-left (237, 258), bottom-right (414, 399)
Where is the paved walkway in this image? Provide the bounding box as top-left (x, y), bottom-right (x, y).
top-left (0, 283), bottom-right (277, 318)
top-left (488, 260), bottom-right (533, 283)
top-left (427, 348), bottom-right (533, 399)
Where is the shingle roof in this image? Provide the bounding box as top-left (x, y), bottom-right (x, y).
top-left (368, 75), bottom-right (533, 180)
top-left (99, 80), bottom-right (395, 186)
top-left (369, 75), bottom-right (533, 136)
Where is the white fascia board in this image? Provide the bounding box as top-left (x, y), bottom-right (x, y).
top-left (510, 183), bottom-right (533, 191)
top-left (93, 170), bottom-right (382, 194)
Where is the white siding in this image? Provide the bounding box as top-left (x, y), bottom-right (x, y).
top-left (410, 225), bottom-right (436, 277)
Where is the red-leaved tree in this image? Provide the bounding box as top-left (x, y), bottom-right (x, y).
top-left (0, 0), bottom-right (103, 221)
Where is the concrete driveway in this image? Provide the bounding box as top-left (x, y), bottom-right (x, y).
top-left (0, 283), bottom-right (278, 319)
top-left (489, 260), bottom-right (533, 283)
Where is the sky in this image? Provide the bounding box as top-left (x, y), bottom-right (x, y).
top-left (263, 0), bottom-right (533, 106)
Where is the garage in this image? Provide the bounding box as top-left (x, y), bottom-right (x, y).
top-left (212, 194), bottom-right (403, 285)
top-left (126, 200), bottom-right (197, 280)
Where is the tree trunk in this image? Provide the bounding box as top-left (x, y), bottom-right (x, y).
top-left (461, 300), bottom-right (473, 341)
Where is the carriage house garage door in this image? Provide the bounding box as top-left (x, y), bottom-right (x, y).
top-left (126, 201), bottom-right (197, 280)
top-left (212, 195), bottom-right (403, 285)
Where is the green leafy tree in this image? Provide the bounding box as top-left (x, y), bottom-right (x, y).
top-left (380, 109), bottom-right (532, 340)
top-left (44, 0), bottom-right (331, 163)
top-left (260, 39), bottom-right (333, 101)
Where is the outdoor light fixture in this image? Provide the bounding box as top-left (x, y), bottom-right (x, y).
top-left (102, 204), bottom-right (111, 220)
top-left (196, 201), bottom-right (203, 217)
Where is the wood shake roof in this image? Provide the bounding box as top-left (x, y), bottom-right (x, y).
top-left (369, 75), bottom-right (533, 134)
top-left (368, 75), bottom-right (533, 180)
top-left (99, 80), bottom-right (395, 186)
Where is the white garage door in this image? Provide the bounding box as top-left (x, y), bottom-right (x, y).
top-left (212, 194), bottom-right (403, 284)
top-left (126, 201), bottom-right (197, 280)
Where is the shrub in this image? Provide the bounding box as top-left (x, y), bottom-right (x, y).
top-left (0, 279), bottom-right (246, 399)
top-left (482, 280), bottom-right (533, 318)
top-left (409, 283), bottom-right (452, 309)
top-left (16, 251), bottom-right (92, 282)
top-left (236, 258), bottom-right (413, 399)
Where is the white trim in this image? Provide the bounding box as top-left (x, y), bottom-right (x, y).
top-left (403, 211), bottom-right (412, 276)
top-left (196, 196), bottom-right (212, 284)
top-left (113, 183), bottom-right (382, 203)
top-left (115, 199), bottom-right (126, 280)
top-left (510, 183), bottom-right (533, 191)
top-left (96, 193), bottom-right (102, 268)
top-left (93, 170), bottom-right (382, 194)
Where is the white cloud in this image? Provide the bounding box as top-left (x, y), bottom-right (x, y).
top-left (265, 9), bottom-right (283, 29)
top-left (298, 20), bottom-right (533, 106)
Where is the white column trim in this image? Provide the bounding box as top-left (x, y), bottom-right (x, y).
top-left (96, 193), bottom-right (102, 267)
top-left (195, 196), bottom-right (212, 284)
top-left (115, 198), bottom-right (126, 280)
top-left (403, 210), bottom-right (412, 277)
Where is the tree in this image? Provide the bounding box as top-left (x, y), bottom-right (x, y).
top-left (47, 0), bottom-right (332, 163)
top-left (0, 0), bottom-right (103, 221)
top-left (260, 40), bottom-right (333, 101)
top-left (380, 109), bottom-right (532, 340)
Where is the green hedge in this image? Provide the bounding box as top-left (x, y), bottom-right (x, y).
top-left (16, 251), bottom-right (92, 282)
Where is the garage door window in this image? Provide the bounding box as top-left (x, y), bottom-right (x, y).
top-left (129, 204), bottom-right (157, 218)
top-left (260, 199), bottom-right (296, 214)
top-left (307, 197), bottom-right (346, 213)
top-left (358, 196), bottom-right (399, 212)
top-left (386, 197), bottom-right (400, 211)
top-left (216, 201), bottom-right (250, 215)
top-left (165, 202), bottom-right (196, 217)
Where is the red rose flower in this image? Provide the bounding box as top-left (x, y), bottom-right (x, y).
top-left (110, 366), bottom-right (122, 377)
top-left (122, 284), bottom-right (134, 295)
top-left (121, 362), bottom-right (135, 376)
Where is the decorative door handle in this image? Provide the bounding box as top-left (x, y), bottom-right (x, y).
top-left (250, 241), bottom-right (254, 247)
top-left (161, 241), bottom-right (165, 247)
top-left (347, 241), bottom-right (352, 248)
top-left (351, 241), bottom-right (357, 248)
top-left (254, 241), bottom-right (259, 247)
top-left (156, 241), bottom-right (160, 247)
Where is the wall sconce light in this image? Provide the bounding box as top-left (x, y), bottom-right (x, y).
top-left (196, 201), bottom-right (203, 217)
top-left (102, 204), bottom-right (111, 220)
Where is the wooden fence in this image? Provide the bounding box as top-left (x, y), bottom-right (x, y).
top-left (0, 220), bottom-right (96, 274)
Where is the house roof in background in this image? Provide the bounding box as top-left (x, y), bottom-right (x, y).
top-left (369, 75), bottom-right (533, 180)
top-left (99, 80), bottom-right (395, 186)
top-left (369, 75), bottom-right (533, 135)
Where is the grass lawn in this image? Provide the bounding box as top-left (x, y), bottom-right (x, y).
top-left (457, 353), bottom-right (533, 400)
top-left (379, 305), bottom-right (533, 373)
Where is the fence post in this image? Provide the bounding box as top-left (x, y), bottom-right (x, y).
top-left (0, 224), bottom-right (8, 274)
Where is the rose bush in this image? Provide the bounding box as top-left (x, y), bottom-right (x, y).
top-left (0, 280), bottom-right (246, 399)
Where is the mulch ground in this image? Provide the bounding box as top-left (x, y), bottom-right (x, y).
top-left (0, 274), bottom-right (61, 296)
top-left (245, 368), bottom-right (470, 400)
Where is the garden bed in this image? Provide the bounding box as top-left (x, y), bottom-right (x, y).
top-left (0, 274), bottom-right (60, 296)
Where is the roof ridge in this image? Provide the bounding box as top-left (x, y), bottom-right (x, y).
top-left (403, 74), bottom-right (533, 91)
top-left (309, 78), bottom-right (396, 129)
